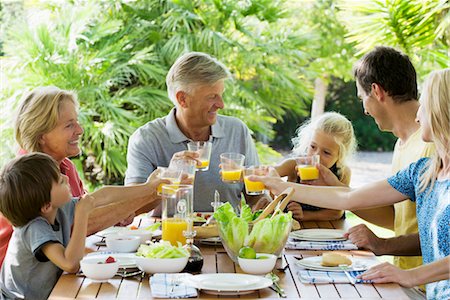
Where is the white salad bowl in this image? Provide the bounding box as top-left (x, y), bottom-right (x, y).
top-left (122, 228), bottom-right (153, 244)
top-left (135, 256), bottom-right (188, 274)
top-left (80, 257), bottom-right (119, 281)
top-left (238, 253), bottom-right (277, 275)
top-left (106, 234), bottom-right (141, 253)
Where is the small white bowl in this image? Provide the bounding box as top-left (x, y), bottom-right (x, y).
top-left (238, 253), bottom-right (277, 275)
top-left (122, 228), bottom-right (153, 244)
top-left (135, 256), bottom-right (188, 274)
top-left (106, 235), bottom-right (141, 253)
top-left (80, 257), bottom-right (119, 281)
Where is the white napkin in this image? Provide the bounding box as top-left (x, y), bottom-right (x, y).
top-left (298, 270), bottom-right (372, 284)
top-left (150, 273), bottom-right (197, 298)
top-left (286, 239), bottom-right (358, 250)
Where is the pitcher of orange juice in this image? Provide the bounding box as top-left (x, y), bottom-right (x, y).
top-left (161, 185), bottom-right (193, 246)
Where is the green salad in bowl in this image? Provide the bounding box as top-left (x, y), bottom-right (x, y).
top-left (214, 199), bottom-right (292, 263)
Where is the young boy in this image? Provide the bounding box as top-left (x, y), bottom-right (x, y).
top-left (0, 153), bottom-right (163, 299)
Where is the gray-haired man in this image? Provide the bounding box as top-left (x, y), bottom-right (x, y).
top-left (125, 52), bottom-right (259, 213)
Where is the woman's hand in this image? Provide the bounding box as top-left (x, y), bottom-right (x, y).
top-left (247, 167), bottom-right (284, 195)
top-left (359, 262), bottom-right (416, 287)
top-left (301, 164), bottom-right (342, 186)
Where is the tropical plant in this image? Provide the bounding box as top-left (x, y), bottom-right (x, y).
top-left (0, 0), bottom-right (313, 184)
top-left (339, 0), bottom-right (450, 78)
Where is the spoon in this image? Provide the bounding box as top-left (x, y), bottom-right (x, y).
top-left (265, 272), bottom-right (286, 298)
top-left (202, 190), bottom-right (222, 227)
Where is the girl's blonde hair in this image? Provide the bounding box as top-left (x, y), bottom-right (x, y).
top-left (292, 112), bottom-right (357, 181)
top-left (15, 86), bottom-right (78, 152)
top-left (418, 69), bottom-right (450, 193)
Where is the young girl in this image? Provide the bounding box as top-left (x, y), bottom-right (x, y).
top-left (276, 112), bottom-right (357, 221)
top-left (254, 69), bottom-right (450, 299)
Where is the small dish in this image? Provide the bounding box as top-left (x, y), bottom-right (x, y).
top-left (238, 253), bottom-right (277, 275)
top-left (80, 257), bottom-right (119, 281)
top-left (135, 256), bottom-right (188, 274)
top-left (106, 235), bottom-right (141, 253)
top-left (122, 228), bottom-right (153, 244)
top-left (184, 273), bottom-right (272, 295)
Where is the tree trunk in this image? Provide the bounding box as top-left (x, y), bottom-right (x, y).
top-left (311, 77), bottom-right (328, 121)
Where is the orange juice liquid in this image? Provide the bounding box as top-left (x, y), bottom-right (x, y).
top-left (244, 176), bottom-right (265, 193)
top-left (162, 218), bottom-right (187, 245)
top-left (297, 166), bottom-right (319, 180)
top-left (197, 160), bottom-right (209, 169)
top-left (222, 170), bottom-right (242, 182)
top-left (157, 180), bottom-right (180, 194)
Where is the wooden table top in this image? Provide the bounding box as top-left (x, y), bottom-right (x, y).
top-left (49, 216), bottom-right (408, 299)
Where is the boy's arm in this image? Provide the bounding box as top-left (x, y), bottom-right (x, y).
top-left (90, 169), bottom-right (163, 208)
top-left (42, 195), bottom-right (94, 273)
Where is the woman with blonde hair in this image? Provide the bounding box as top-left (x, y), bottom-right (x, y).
top-left (275, 112), bottom-right (357, 221)
top-left (252, 69), bottom-right (450, 299)
top-left (0, 86), bottom-right (163, 267)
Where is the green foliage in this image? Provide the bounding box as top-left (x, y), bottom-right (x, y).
top-left (339, 0), bottom-right (450, 78)
top-left (325, 78), bottom-right (397, 151)
top-left (255, 141), bottom-right (283, 165)
top-left (1, 0), bottom-right (312, 183)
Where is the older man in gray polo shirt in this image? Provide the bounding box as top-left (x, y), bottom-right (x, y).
top-left (125, 52), bottom-right (259, 212)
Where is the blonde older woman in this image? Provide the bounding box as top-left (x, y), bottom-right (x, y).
top-left (252, 69), bottom-right (450, 299)
top-left (0, 86), bottom-right (163, 266)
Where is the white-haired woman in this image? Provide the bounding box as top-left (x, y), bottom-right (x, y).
top-left (252, 69), bottom-right (450, 299)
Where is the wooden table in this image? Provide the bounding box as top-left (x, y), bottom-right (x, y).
top-left (49, 217), bottom-right (408, 299)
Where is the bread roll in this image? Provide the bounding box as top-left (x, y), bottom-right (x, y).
top-left (321, 252), bottom-right (352, 267)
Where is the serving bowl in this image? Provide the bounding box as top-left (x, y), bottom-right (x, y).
top-left (122, 228), bottom-right (153, 244)
top-left (135, 256), bottom-right (188, 274)
top-left (106, 234), bottom-right (141, 253)
top-left (80, 257), bottom-right (119, 281)
top-left (238, 253), bottom-right (277, 275)
top-left (218, 219), bottom-right (292, 263)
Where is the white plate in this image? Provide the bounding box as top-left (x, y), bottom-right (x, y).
top-left (96, 227), bottom-right (162, 239)
top-left (290, 229), bottom-right (347, 241)
top-left (296, 256), bottom-right (375, 272)
top-left (96, 226), bottom-right (124, 237)
top-left (86, 252), bottom-right (137, 268)
top-left (185, 273), bottom-right (272, 295)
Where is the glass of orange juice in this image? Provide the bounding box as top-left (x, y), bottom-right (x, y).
top-left (157, 167), bottom-right (182, 195)
top-left (295, 155), bottom-right (320, 181)
top-left (161, 185), bottom-right (193, 246)
top-left (243, 166), bottom-right (268, 195)
top-left (220, 152), bottom-right (245, 183)
top-left (187, 141), bottom-right (212, 171)
top-left (170, 159), bottom-right (197, 184)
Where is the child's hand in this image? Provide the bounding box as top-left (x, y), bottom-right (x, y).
top-left (76, 194), bottom-right (95, 215)
top-left (287, 202), bottom-right (304, 220)
top-left (252, 195), bottom-right (272, 212)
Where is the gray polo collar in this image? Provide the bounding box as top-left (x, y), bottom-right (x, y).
top-left (166, 108), bottom-right (225, 143)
